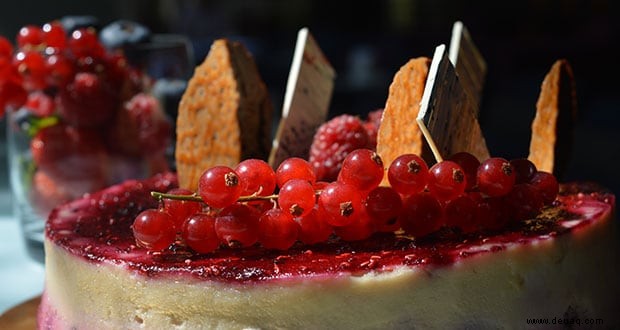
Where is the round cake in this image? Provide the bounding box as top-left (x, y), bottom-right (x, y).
top-left (37, 172), bottom-right (618, 329)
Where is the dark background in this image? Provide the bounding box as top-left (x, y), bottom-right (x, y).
top-left (0, 0), bottom-right (618, 194)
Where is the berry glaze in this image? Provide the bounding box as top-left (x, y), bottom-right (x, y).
top-left (46, 173), bottom-right (615, 284)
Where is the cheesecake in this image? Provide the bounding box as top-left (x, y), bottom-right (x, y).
top-left (37, 173), bottom-right (618, 329)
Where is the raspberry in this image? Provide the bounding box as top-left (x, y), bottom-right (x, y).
top-left (309, 114), bottom-right (370, 181)
top-left (364, 108), bottom-right (383, 149)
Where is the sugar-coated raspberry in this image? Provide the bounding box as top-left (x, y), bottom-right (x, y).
top-left (309, 114), bottom-right (370, 182)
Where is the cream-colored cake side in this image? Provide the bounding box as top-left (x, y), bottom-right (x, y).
top-left (39, 205), bottom-right (618, 330)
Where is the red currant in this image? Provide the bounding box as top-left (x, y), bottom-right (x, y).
top-left (24, 91), bottom-right (55, 117)
top-left (163, 188), bottom-right (202, 230)
top-left (448, 152), bottom-right (480, 191)
top-left (182, 213), bottom-right (219, 253)
top-left (427, 161), bottom-right (466, 201)
top-left (313, 181), bottom-right (330, 191)
top-left (387, 154), bottom-right (429, 196)
top-left (505, 183), bottom-right (544, 221)
top-left (45, 53), bottom-right (75, 88)
top-left (318, 182), bottom-right (363, 227)
top-left (13, 50), bottom-right (48, 90)
top-left (258, 208), bottom-right (300, 250)
top-left (476, 196), bottom-right (510, 231)
top-left (398, 192), bottom-right (444, 237)
top-left (276, 157), bottom-right (316, 187)
top-left (278, 179), bottom-right (316, 217)
top-left (42, 21), bottom-right (67, 50)
top-left (215, 203), bottom-right (260, 248)
top-left (295, 206), bottom-right (333, 245)
top-left (69, 28), bottom-right (105, 59)
top-left (510, 158), bottom-right (537, 184)
top-left (529, 171), bottom-right (559, 204)
top-left (338, 148), bottom-right (384, 192)
top-left (334, 209), bottom-right (375, 241)
top-left (444, 194), bottom-right (478, 233)
top-left (198, 166), bottom-right (243, 208)
top-left (365, 186), bottom-right (402, 232)
top-left (235, 158), bottom-right (277, 197)
top-left (477, 157), bottom-right (516, 197)
top-left (16, 25), bottom-right (43, 48)
top-left (132, 209), bottom-right (176, 251)
top-left (0, 36), bottom-right (13, 58)
top-left (0, 79), bottom-right (27, 112)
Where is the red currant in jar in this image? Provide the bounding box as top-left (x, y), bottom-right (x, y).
top-left (427, 161), bottom-right (466, 201)
top-left (42, 21), bottom-right (67, 50)
top-left (132, 209), bottom-right (176, 251)
top-left (444, 194), bottom-right (478, 234)
top-left (0, 36), bottom-right (14, 58)
top-left (45, 53), bottom-right (75, 88)
top-left (338, 148), bottom-right (384, 192)
top-left (510, 158), bottom-right (537, 184)
top-left (276, 157), bottom-right (316, 187)
top-left (163, 188), bottom-right (202, 230)
top-left (198, 166), bottom-right (243, 208)
top-left (295, 206), bottom-right (333, 245)
top-left (398, 192), bottom-right (444, 237)
top-left (182, 213), bottom-right (219, 254)
top-left (24, 91), bottom-right (55, 117)
top-left (258, 208), bottom-right (300, 250)
top-left (318, 182), bottom-right (363, 227)
top-left (365, 186), bottom-right (403, 232)
top-left (69, 28), bottom-right (105, 59)
top-left (13, 50), bottom-right (48, 91)
top-left (477, 157), bottom-right (516, 197)
top-left (278, 179), bottom-right (316, 217)
top-left (387, 154), bottom-right (429, 196)
top-left (0, 79), bottom-right (27, 112)
top-left (16, 25), bottom-right (43, 48)
top-left (235, 158), bottom-right (277, 197)
top-left (448, 152), bottom-right (480, 191)
top-left (215, 203), bottom-right (260, 248)
top-left (529, 171), bottom-right (559, 204)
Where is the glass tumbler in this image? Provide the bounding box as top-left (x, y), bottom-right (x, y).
top-left (6, 34), bottom-right (193, 264)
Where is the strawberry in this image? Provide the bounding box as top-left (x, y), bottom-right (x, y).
top-left (309, 114), bottom-right (370, 181)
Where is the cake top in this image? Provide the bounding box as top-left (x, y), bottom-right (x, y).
top-left (46, 172), bottom-right (614, 283)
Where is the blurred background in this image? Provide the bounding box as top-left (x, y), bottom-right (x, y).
top-left (0, 0), bottom-right (618, 200)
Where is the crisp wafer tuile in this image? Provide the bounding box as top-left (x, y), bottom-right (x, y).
top-left (376, 57), bottom-right (431, 178)
top-left (175, 39), bottom-right (273, 191)
top-left (528, 59), bottom-right (577, 176)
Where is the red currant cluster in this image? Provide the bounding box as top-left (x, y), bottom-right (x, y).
top-left (1, 21), bottom-right (171, 214)
top-left (133, 149), bottom-right (559, 254)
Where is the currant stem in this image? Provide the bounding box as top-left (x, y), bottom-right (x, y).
top-left (150, 190), bottom-right (322, 204)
